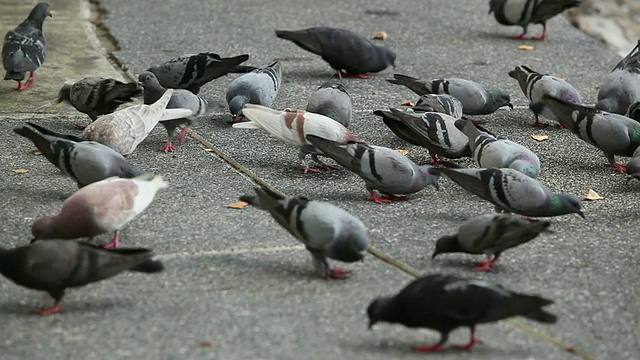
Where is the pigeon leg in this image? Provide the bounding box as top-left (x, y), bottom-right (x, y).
top-left (14, 81), bottom-right (29, 90)
top-left (532, 114), bottom-right (547, 127)
top-left (607, 162), bottom-right (627, 174)
top-left (103, 231), bottom-right (120, 249)
top-left (326, 267), bottom-right (352, 280)
top-left (23, 72), bottom-right (36, 89)
top-left (176, 127), bottom-right (191, 143)
top-left (302, 166), bottom-right (321, 174)
top-left (453, 326), bottom-right (484, 351)
top-left (333, 71), bottom-right (374, 79)
top-left (160, 141), bottom-right (177, 152)
top-left (532, 24), bottom-right (548, 41)
top-left (34, 301), bottom-right (63, 315)
top-left (382, 194), bottom-right (409, 201)
top-left (427, 153), bottom-right (442, 165)
top-left (412, 333), bottom-right (448, 352)
top-left (473, 254), bottom-right (500, 271)
top-left (510, 31), bottom-right (527, 40)
top-left (368, 191), bottom-right (392, 204)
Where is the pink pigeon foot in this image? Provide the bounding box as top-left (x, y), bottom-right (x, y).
top-left (302, 166), bottom-right (321, 174)
top-left (316, 164), bottom-right (341, 171)
top-left (102, 231), bottom-right (120, 249)
top-left (607, 162), bottom-right (627, 174)
top-left (533, 120), bottom-right (547, 127)
top-left (161, 141), bottom-right (176, 152)
top-left (472, 255), bottom-right (499, 272)
top-left (510, 32), bottom-right (527, 40)
top-left (326, 267), bottom-right (352, 280)
top-left (34, 302), bottom-right (63, 315)
top-left (412, 344), bottom-right (446, 353)
top-left (382, 194), bottom-right (408, 201)
top-left (453, 327), bottom-right (484, 351)
top-left (368, 191), bottom-right (391, 204)
top-left (14, 81), bottom-right (28, 90)
top-left (471, 119), bottom-right (482, 125)
top-left (333, 71), bottom-right (374, 79)
top-left (176, 127), bottom-right (190, 143)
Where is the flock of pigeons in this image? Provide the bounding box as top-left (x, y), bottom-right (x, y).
top-left (0, 0), bottom-right (634, 354)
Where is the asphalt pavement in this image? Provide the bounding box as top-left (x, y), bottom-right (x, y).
top-left (0, 0), bottom-right (637, 359)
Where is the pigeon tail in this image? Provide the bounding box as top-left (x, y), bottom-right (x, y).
top-left (129, 259), bottom-right (164, 273)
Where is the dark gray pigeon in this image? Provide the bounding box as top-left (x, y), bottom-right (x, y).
top-left (14, 123), bottom-right (142, 187)
top-left (539, 95), bottom-right (640, 173)
top-left (139, 71), bottom-right (210, 152)
top-left (432, 214), bottom-right (552, 271)
top-left (489, 0), bottom-right (581, 40)
top-left (305, 80), bottom-right (352, 127)
top-left (508, 65), bottom-right (582, 127)
top-left (146, 52), bottom-right (253, 94)
top-left (0, 240), bottom-right (163, 315)
top-left (413, 94), bottom-right (463, 119)
top-left (275, 26), bottom-right (396, 79)
top-left (430, 165), bottom-right (584, 218)
top-left (2, 2), bottom-right (51, 90)
top-left (240, 187), bottom-right (369, 280)
top-left (367, 273), bottom-right (557, 352)
top-left (226, 61), bottom-right (283, 120)
top-left (388, 74), bottom-right (512, 115)
top-left (56, 77), bottom-right (142, 126)
top-left (306, 135), bottom-right (440, 203)
top-left (597, 40), bottom-right (640, 115)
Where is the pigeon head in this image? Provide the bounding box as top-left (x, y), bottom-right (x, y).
top-left (507, 66), bottom-right (530, 82)
top-left (56, 84), bottom-right (71, 104)
top-left (228, 95), bottom-right (248, 116)
top-left (31, 215), bottom-right (57, 240)
top-left (432, 235), bottom-right (462, 258)
top-left (28, 3), bottom-right (52, 26)
top-left (380, 47), bottom-right (396, 69)
top-left (327, 227), bottom-right (369, 263)
top-left (489, 90), bottom-right (513, 109)
top-left (138, 71), bottom-right (164, 90)
top-left (366, 296), bottom-right (394, 329)
top-left (417, 165), bottom-right (440, 190)
top-left (551, 194), bottom-right (584, 219)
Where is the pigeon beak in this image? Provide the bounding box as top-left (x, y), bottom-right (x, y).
top-left (576, 211), bottom-right (585, 219)
top-left (47, 10), bottom-right (52, 17)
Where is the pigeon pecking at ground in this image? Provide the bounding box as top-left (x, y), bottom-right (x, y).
top-left (226, 61), bottom-right (283, 121)
top-left (488, 0), bottom-right (582, 40)
top-left (596, 40), bottom-right (640, 115)
top-left (367, 273), bottom-right (557, 352)
top-left (305, 80), bottom-right (353, 127)
top-left (2, 2), bottom-right (52, 90)
top-left (240, 187), bottom-right (370, 280)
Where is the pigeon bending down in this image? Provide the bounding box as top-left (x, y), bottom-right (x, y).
top-left (488, 0), bottom-right (581, 40)
top-left (539, 95), bottom-right (640, 173)
top-left (226, 61), bottom-right (283, 121)
top-left (0, 240), bottom-right (163, 315)
top-left (456, 118), bottom-right (541, 178)
top-left (305, 135), bottom-right (440, 203)
top-left (432, 214), bottom-right (552, 271)
top-left (597, 40), bottom-right (640, 115)
top-left (56, 77), bottom-right (142, 126)
top-left (387, 74), bottom-right (512, 115)
top-left (146, 52), bottom-right (253, 94)
top-left (413, 94), bottom-right (464, 119)
top-left (275, 26), bottom-right (396, 79)
top-left (508, 65), bottom-right (582, 127)
top-left (367, 273), bottom-right (557, 352)
top-left (31, 173), bottom-right (169, 248)
top-left (2, 2), bottom-right (51, 90)
top-left (233, 104), bottom-right (357, 173)
top-left (13, 123), bottom-right (142, 187)
top-left (430, 165), bottom-right (584, 218)
top-left (240, 187), bottom-right (369, 279)
top-left (306, 80), bottom-right (353, 127)
top-left (139, 71), bottom-right (210, 152)
top-left (374, 108), bottom-right (471, 163)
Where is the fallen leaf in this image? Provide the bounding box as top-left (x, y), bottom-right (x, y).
top-left (396, 149), bottom-right (409, 155)
top-left (401, 101), bottom-right (415, 107)
top-left (227, 201), bottom-right (249, 209)
top-left (32, 150), bottom-right (42, 156)
top-left (12, 168), bottom-right (29, 174)
top-left (584, 189), bottom-right (603, 201)
top-left (371, 31), bottom-right (388, 41)
top-left (518, 45), bottom-right (534, 51)
top-left (531, 134), bottom-right (549, 142)
top-left (452, 39), bottom-right (459, 45)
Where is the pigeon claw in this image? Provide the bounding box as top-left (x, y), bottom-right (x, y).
top-left (333, 71), bottom-right (374, 79)
top-left (14, 81), bottom-right (28, 91)
top-left (532, 120), bottom-right (547, 127)
top-left (608, 162), bottom-right (627, 174)
top-left (160, 141), bottom-right (177, 153)
top-left (472, 261), bottom-right (494, 272)
top-left (453, 338), bottom-right (484, 351)
top-left (302, 166), bottom-right (322, 174)
top-left (34, 303), bottom-right (63, 315)
top-left (316, 164), bottom-right (341, 171)
top-left (102, 231), bottom-right (120, 249)
top-left (326, 267), bottom-right (352, 280)
top-left (510, 32), bottom-right (527, 40)
top-left (382, 194), bottom-right (408, 201)
top-left (411, 344), bottom-right (446, 353)
top-left (368, 191), bottom-right (392, 204)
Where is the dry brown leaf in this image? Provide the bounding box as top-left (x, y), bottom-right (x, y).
top-left (401, 101), bottom-right (415, 107)
top-left (12, 168), bottom-right (29, 174)
top-left (33, 150), bottom-right (42, 156)
top-left (584, 189), bottom-right (603, 201)
top-left (396, 149), bottom-right (409, 155)
top-left (518, 45), bottom-right (534, 51)
top-left (227, 201), bottom-right (249, 209)
top-left (371, 31), bottom-right (388, 41)
top-left (452, 39), bottom-right (459, 45)
top-left (531, 134), bottom-right (549, 142)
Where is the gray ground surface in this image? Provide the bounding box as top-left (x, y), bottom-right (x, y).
top-left (0, 0), bottom-right (637, 359)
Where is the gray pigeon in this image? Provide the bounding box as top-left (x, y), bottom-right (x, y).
top-left (374, 108), bottom-right (471, 163)
top-left (626, 146), bottom-right (640, 183)
top-left (13, 123), bottom-right (142, 187)
top-left (226, 61), bottom-right (283, 120)
top-left (146, 52), bottom-right (254, 94)
top-left (488, 0), bottom-right (582, 40)
top-left (413, 94), bottom-right (464, 119)
top-left (2, 2), bottom-right (51, 90)
top-left (432, 214), bottom-right (552, 271)
top-left (508, 65), bottom-right (582, 127)
top-left (539, 95), bottom-right (640, 173)
top-left (0, 240), bottom-right (163, 315)
top-left (429, 165), bottom-right (584, 218)
top-left (456, 118), bottom-right (541, 178)
top-left (388, 74), bottom-right (513, 115)
top-left (139, 71), bottom-right (210, 152)
top-left (240, 187), bottom-right (369, 279)
top-left (275, 26), bottom-right (396, 79)
top-left (56, 77), bottom-right (142, 126)
top-left (597, 40), bottom-right (640, 115)
top-left (306, 135), bottom-right (440, 203)
top-left (305, 80), bottom-right (353, 127)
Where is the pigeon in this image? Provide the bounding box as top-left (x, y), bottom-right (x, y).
top-left (432, 214), bottom-right (552, 271)
top-left (388, 74), bottom-right (512, 115)
top-left (226, 61), bottom-right (283, 120)
top-left (31, 173), bottom-right (169, 248)
top-left (456, 118), bottom-right (541, 178)
top-left (2, 2), bottom-right (51, 90)
top-left (374, 108), bottom-right (471, 163)
top-left (367, 273), bottom-right (557, 352)
top-left (429, 165), bottom-right (584, 218)
top-left (413, 94), bottom-right (464, 119)
top-left (139, 71), bottom-right (210, 152)
top-left (56, 77), bottom-right (142, 125)
top-left (13, 123), bottom-right (142, 187)
top-left (597, 40), bottom-right (640, 115)
top-left (305, 80), bottom-right (353, 127)
top-left (626, 146), bottom-right (640, 183)
top-left (233, 105), bottom-right (358, 173)
top-left (538, 95), bottom-right (640, 173)
top-left (508, 65), bottom-right (582, 127)
top-left (0, 240), bottom-right (163, 315)
top-left (305, 135), bottom-right (440, 203)
top-left (275, 26), bottom-right (396, 79)
top-left (146, 52), bottom-right (254, 94)
top-left (488, 0), bottom-right (582, 40)
top-left (240, 187), bottom-right (369, 279)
